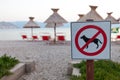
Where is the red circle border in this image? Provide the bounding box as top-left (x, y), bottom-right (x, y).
top-left (75, 25), bottom-right (107, 56)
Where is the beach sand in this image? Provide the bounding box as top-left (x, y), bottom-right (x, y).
top-left (0, 41), bottom-right (120, 80)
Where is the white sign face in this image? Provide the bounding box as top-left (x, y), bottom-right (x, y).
top-left (71, 21), bottom-right (111, 60)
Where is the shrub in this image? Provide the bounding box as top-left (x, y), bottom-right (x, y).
top-left (70, 60), bottom-right (120, 80)
top-left (0, 54), bottom-right (19, 78)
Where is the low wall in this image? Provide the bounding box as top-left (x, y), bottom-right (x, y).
top-left (1, 60), bottom-right (36, 80)
top-left (1, 63), bottom-right (25, 80)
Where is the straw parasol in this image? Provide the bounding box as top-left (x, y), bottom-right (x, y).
top-left (44, 8), bottom-right (68, 42)
top-left (77, 14), bottom-right (84, 21)
top-left (78, 5), bottom-right (103, 22)
top-left (117, 17), bottom-right (120, 23)
top-left (105, 12), bottom-right (119, 24)
top-left (23, 17), bottom-right (40, 37)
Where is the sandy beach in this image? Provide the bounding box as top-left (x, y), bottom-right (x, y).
top-left (0, 41), bottom-right (120, 80)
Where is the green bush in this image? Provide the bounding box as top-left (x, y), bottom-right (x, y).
top-left (70, 60), bottom-right (120, 80)
top-left (0, 54), bottom-right (19, 78)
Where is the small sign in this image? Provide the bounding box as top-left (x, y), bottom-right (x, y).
top-left (71, 21), bottom-right (111, 59)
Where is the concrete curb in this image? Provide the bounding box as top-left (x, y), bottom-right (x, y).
top-left (1, 63), bottom-right (25, 80)
top-left (72, 68), bottom-right (81, 76)
top-left (67, 60), bottom-right (81, 76)
top-left (1, 60), bottom-right (36, 80)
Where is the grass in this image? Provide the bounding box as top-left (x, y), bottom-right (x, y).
top-left (70, 60), bottom-right (120, 80)
top-left (0, 54), bottom-right (19, 78)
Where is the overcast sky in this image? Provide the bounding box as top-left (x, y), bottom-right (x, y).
top-left (0, 0), bottom-right (120, 22)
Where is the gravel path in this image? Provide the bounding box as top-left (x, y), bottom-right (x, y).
top-left (0, 41), bottom-right (71, 80)
top-left (111, 42), bottom-right (120, 63)
top-left (0, 41), bottom-right (120, 80)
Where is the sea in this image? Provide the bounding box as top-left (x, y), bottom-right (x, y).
top-left (0, 28), bottom-right (71, 41)
top-left (0, 23), bottom-right (120, 41)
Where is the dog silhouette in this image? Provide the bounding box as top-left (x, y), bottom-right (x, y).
top-left (80, 35), bottom-right (102, 49)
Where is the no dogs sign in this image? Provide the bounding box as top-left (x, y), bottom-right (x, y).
top-left (71, 21), bottom-right (111, 59)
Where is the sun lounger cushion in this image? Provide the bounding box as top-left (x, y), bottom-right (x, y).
top-left (57, 36), bottom-right (65, 41)
top-left (117, 35), bottom-right (120, 39)
top-left (32, 36), bottom-right (38, 40)
top-left (42, 36), bottom-right (50, 40)
top-left (22, 35), bottom-right (27, 39)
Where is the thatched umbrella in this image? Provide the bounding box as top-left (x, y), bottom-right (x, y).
top-left (105, 12), bottom-right (119, 24)
top-left (117, 18), bottom-right (120, 23)
top-left (77, 14), bottom-right (84, 21)
top-left (23, 17), bottom-right (40, 37)
top-left (44, 8), bottom-right (67, 42)
top-left (78, 5), bottom-right (103, 22)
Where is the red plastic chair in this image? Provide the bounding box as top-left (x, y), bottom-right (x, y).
top-left (21, 35), bottom-right (28, 40)
top-left (32, 35), bottom-right (38, 40)
top-left (117, 35), bottom-right (120, 38)
top-left (41, 35), bottom-right (51, 44)
top-left (57, 35), bottom-right (65, 41)
top-left (116, 35), bottom-right (120, 41)
top-left (42, 36), bottom-right (50, 41)
top-left (57, 35), bottom-right (66, 44)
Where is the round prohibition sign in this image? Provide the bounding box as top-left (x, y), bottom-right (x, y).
top-left (75, 25), bottom-right (107, 56)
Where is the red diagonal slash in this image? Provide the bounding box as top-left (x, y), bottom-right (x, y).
top-left (81, 31), bottom-right (101, 50)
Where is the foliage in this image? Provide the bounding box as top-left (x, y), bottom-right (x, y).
top-left (70, 60), bottom-right (120, 80)
top-left (111, 27), bottom-right (119, 33)
top-left (0, 54), bottom-right (19, 78)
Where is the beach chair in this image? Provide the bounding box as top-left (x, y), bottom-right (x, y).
top-left (41, 35), bottom-right (51, 44)
top-left (116, 35), bottom-right (120, 41)
top-left (32, 35), bottom-right (38, 40)
top-left (57, 35), bottom-right (66, 44)
top-left (21, 35), bottom-right (28, 40)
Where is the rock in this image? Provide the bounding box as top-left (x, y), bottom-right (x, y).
top-left (24, 60), bottom-right (36, 73)
top-left (67, 63), bottom-right (73, 75)
top-left (72, 68), bottom-right (81, 76)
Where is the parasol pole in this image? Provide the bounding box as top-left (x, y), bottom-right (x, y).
top-left (54, 23), bottom-right (56, 43)
top-left (31, 27), bottom-right (33, 40)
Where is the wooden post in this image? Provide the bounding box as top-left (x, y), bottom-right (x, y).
top-left (86, 60), bottom-right (94, 80)
top-left (54, 23), bottom-right (56, 43)
top-left (86, 19), bottom-right (94, 80)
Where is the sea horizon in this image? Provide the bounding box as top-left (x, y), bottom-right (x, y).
top-left (0, 28), bottom-right (71, 41)
top-left (1, 21), bottom-right (70, 28)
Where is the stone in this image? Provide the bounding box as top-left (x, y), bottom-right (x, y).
top-left (24, 60), bottom-right (36, 73)
top-left (72, 68), bottom-right (81, 76)
top-left (67, 63), bottom-right (73, 75)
